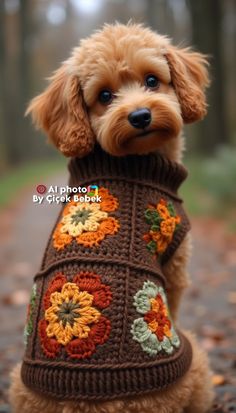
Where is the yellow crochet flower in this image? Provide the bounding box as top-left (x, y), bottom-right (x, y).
top-left (45, 282), bottom-right (100, 346)
top-left (53, 187), bottom-right (120, 250)
top-left (60, 203), bottom-right (108, 237)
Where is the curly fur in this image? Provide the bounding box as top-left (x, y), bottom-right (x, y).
top-left (10, 22), bottom-right (213, 413)
top-left (165, 47), bottom-right (209, 123)
top-left (26, 22), bottom-right (209, 161)
top-left (26, 67), bottom-right (95, 157)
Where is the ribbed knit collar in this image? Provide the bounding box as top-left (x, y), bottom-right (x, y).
top-left (68, 144), bottom-right (188, 194)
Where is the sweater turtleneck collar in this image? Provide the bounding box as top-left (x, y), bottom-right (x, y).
top-left (68, 144), bottom-right (188, 195)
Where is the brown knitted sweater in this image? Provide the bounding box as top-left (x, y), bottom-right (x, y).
top-left (21, 146), bottom-right (192, 401)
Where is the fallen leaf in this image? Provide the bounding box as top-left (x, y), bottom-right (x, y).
top-left (212, 374), bottom-right (226, 386)
top-left (2, 290), bottom-right (29, 306)
top-left (228, 292), bottom-right (236, 304)
top-left (201, 338), bottom-right (215, 351)
top-left (201, 325), bottom-right (225, 342)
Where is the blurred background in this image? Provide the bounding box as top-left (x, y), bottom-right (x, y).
top-left (0, 1), bottom-right (236, 412)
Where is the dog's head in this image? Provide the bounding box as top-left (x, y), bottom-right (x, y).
top-left (27, 23), bottom-right (209, 159)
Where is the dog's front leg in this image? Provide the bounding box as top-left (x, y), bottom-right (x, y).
top-left (162, 233), bottom-right (192, 321)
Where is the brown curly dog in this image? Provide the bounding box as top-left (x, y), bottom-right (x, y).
top-left (9, 23), bottom-right (213, 413)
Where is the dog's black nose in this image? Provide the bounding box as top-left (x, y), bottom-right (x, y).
top-left (128, 108), bottom-right (151, 129)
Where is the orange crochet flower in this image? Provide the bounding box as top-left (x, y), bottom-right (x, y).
top-left (143, 198), bottom-right (181, 260)
top-left (53, 187), bottom-right (120, 250)
top-left (39, 272), bottom-right (112, 359)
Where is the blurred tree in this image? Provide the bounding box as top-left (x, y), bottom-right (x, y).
top-left (0, 1), bottom-right (31, 166)
top-left (225, 0), bottom-right (236, 135)
top-left (0, 1), bottom-right (29, 167)
top-left (0, 0), bottom-right (7, 170)
top-left (187, 0), bottom-right (230, 153)
top-left (19, 0), bottom-right (31, 156)
top-left (146, 0), bottom-right (175, 38)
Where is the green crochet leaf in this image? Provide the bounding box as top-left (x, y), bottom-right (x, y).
top-left (24, 284), bottom-right (37, 346)
top-left (144, 209), bottom-right (159, 224)
top-left (175, 223), bottom-right (181, 232)
top-left (167, 202), bottom-right (176, 217)
top-left (26, 319), bottom-right (33, 335)
top-left (146, 240), bottom-right (156, 254)
top-left (151, 224), bottom-right (160, 232)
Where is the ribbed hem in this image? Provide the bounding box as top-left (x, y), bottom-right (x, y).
top-left (68, 144), bottom-right (188, 196)
top-left (21, 332), bottom-right (192, 401)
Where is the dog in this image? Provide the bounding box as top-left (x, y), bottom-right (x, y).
top-left (9, 23), bottom-right (214, 413)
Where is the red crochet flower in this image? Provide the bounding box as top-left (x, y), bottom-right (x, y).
top-left (39, 272), bottom-right (112, 359)
top-left (143, 293), bottom-right (172, 342)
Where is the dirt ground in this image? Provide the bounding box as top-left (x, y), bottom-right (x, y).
top-left (0, 175), bottom-right (235, 412)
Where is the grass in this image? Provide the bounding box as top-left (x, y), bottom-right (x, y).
top-left (181, 147), bottom-right (236, 229)
top-left (180, 157), bottom-right (215, 216)
top-left (0, 158), bottom-right (66, 209)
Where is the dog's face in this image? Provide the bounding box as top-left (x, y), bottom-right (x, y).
top-left (27, 23), bottom-right (209, 159)
top-left (81, 31), bottom-right (182, 157)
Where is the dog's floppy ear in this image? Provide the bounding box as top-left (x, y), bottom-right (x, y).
top-left (165, 46), bottom-right (210, 123)
top-left (26, 66), bottom-right (95, 157)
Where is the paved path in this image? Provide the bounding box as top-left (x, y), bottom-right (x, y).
top-left (0, 175), bottom-right (235, 412)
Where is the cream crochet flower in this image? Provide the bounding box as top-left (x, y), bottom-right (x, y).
top-left (60, 203), bottom-right (108, 237)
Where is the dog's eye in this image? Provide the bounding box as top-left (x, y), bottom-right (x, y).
top-left (145, 74), bottom-right (160, 89)
top-left (98, 89), bottom-right (113, 105)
